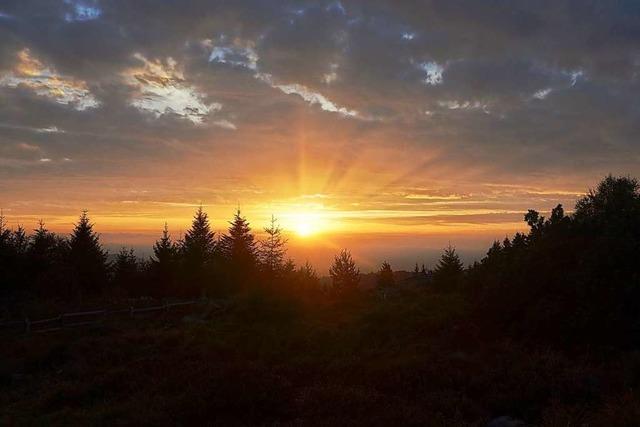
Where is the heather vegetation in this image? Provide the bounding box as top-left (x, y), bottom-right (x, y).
top-left (4, 176), bottom-right (640, 425)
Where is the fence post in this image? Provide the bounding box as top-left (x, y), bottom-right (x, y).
top-left (24, 317), bottom-right (30, 334)
top-left (129, 306), bottom-right (134, 318)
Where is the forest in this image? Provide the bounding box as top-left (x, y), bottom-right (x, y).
top-left (3, 175), bottom-right (640, 425)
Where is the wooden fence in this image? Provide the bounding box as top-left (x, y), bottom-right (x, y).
top-left (0, 299), bottom-right (207, 335)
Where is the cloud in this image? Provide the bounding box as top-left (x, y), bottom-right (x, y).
top-left (124, 54), bottom-right (219, 124)
top-left (268, 80), bottom-right (359, 118)
top-left (63, 0), bottom-right (101, 23)
top-left (0, 49), bottom-right (99, 110)
top-left (208, 37), bottom-right (259, 70)
top-left (419, 61), bottom-right (445, 85)
top-left (532, 88), bottom-right (552, 100)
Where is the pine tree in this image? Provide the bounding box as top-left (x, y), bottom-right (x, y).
top-left (0, 213), bottom-right (26, 292)
top-left (28, 220), bottom-right (57, 289)
top-left (377, 261), bottom-right (395, 290)
top-left (220, 209), bottom-right (257, 286)
top-left (181, 207), bottom-right (217, 295)
top-left (329, 249), bottom-right (360, 294)
top-left (153, 223), bottom-right (178, 264)
top-left (151, 223), bottom-right (178, 296)
top-left (68, 210), bottom-right (108, 296)
top-left (297, 261), bottom-right (319, 287)
top-left (259, 215), bottom-right (288, 276)
top-left (0, 211), bottom-right (11, 291)
top-left (113, 247), bottom-right (139, 293)
top-left (433, 244), bottom-right (464, 290)
top-left (12, 225), bottom-right (28, 256)
top-left (378, 261), bottom-right (395, 286)
top-left (182, 207), bottom-right (216, 265)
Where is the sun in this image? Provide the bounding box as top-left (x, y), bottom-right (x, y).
top-left (286, 211), bottom-right (325, 238)
top-left (294, 220), bottom-right (314, 237)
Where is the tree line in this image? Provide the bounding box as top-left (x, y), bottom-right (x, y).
top-left (0, 207), bottom-right (330, 301)
top-left (3, 175), bottom-right (640, 349)
top-left (0, 202), bottom-right (466, 303)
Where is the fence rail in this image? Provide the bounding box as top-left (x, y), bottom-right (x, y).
top-left (0, 299), bottom-right (208, 335)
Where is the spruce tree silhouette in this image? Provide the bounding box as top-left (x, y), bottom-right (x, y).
top-left (296, 261), bottom-right (320, 290)
top-left (181, 207), bottom-right (216, 296)
top-left (0, 212), bottom-right (18, 291)
top-left (28, 220), bottom-right (59, 293)
top-left (377, 261), bottom-right (395, 288)
top-left (259, 215), bottom-right (287, 277)
top-left (113, 248), bottom-right (139, 294)
top-left (329, 249), bottom-right (360, 295)
top-left (151, 222), bottom-right (178, 296)
top-left (69, 210), bottom-right (108, 298)
top-left (12, 225), bottom-right (28, 256)
top-left (377, 261), bottom-right (395, 298)
top-left (433, 244), bottom-right (464, 289)
top-left (220, 209), bottom-right (257, 288)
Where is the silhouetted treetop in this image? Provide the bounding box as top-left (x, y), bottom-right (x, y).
top-left (69, 210), bottom-right (108, 295)
top-left (329, 249), bottom-right (360, 293)
top-left (153, 222), bottom-right (177, 265)
top-left (260, 215), bottom-right (287, 275)
top-left (182, 206), bottom-right (216, 263)
top-left (575, 175), bottom-right (640, 220)
top-left (220, 209), bottom-right (257, 265)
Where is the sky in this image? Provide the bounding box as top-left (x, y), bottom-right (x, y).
top-left (1, 1), bottom-right (640, 271)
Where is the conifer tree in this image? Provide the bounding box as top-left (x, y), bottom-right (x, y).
top-left (220, 209), bottom-right (257, 286)
top-left (153, 223), bottom-right (178, 264)
top-left (181, 207), bottom-right (217, 295)
top-left (12, 225), bottom-right (28, 256)
top-left (329, 249), bottom-right (360, 294)
top-left (259, 215), bottom-right (287, 275)
top-left (377, 261), bottom-right (395, 289)
top-left (297, 261), bottom-right (319, 288)
top-left (28, 220), bottom-right (58, 290)
top-left (433, 244), bottom-right (464, 289)
top-left (182, 207), bottom-right (216, 264)
top-left (151, 223), bottom-right (178, 296)
top-left (68, 210), bottom-right (108, 296)
top-left (0, 213), bottom-right (22, 291)
top-left (113, 247), bottom-right (139, 293)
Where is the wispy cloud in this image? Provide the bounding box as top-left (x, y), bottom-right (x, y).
top-left (0, 49), bottom-right (99, 110)
top-left (125, 54), bottom-right (219, 124)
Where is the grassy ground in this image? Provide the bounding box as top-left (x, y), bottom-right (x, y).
top-left (2, 290), bottom-right (640, 426)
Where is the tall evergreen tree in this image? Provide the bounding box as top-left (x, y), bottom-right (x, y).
top-left (297, 261), bottom-right (320, 288)
top-left (28, 220), bottom-right (59, 293)
top-left (377, 261), bottom-right (395, 289)
top-left (68, 210), bottom-right (108, 297)
top-left (433, 244), bottom-right (464, 290)
top-left (329, 249), bottom-right (360, 294)
top-left (0, 212), bottom-right (19, 292)
top-left (220, 209), bottom-right (258, 286)
top-left (181, 207), bottom-right (217, 295)
top-left (259, 215), bottom-right (287, 276)
top-left (112, 247), bottom-right (139, 294)
top-left (12, 225), bottom-right (28, 256)
top-left (151, 223), bottom-right (178, 296)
